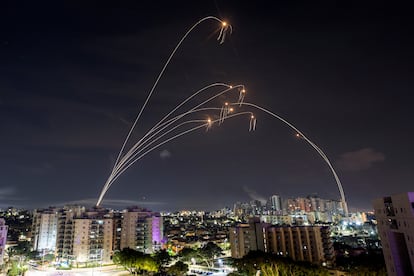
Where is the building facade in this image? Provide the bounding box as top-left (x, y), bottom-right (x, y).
top-left (229, 217), bottom-right (334, 265)
top-left (32, 208), bottom-right (58, 252)
top-left (0, 218), bottom-right (8, 266)
top-left (373, 192), bottom-right (414, 276)
top-left (267, 225), bottom-right (334, 265)
top-left (229, 223), bottom-right (250, 258)
top-left (229, 217), bottom-right (271, 258)
top-left (30, 205), bottom-right (165, 264)
top-left (268, 195), bottom-right (283, 214)
top-left (56, 206), bottom-right (85, 262)
top-left (72, 212), bottom-right (113, 264)
top-left (120, 207), bottom-right (163, 254)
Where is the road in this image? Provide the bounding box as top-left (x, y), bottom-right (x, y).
top-left (188, 264), bottom-right (233, 276)
top-left (26, 265), bottom-right (128, 276)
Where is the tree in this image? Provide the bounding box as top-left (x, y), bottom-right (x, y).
top-left (113, 248), bottom-right (158, 275)
top-left (167, 261), bottom-right (188, 276)
top-left (336, 250), bottom-right (386, 275)
top-left (113, 248), bottom-right (138, 274)
top-left (260, 263), bottom-right (280, 276)
top-left (7, 261), bottom-right (20, 276)
top-left (232, 251), bottom-right (329, 276)
top-left (153, 249), bottom-right (171, 272)
top-left (6, 260), bottom-right (27, 276)
top-left (178, 247), bottom-right (198, 263)
top-left (198, 242), bottom-right (223, 268)
top-left (135, 254), bottom-right (158, 275)
top-left (13, 241), bottom-right (31, 256)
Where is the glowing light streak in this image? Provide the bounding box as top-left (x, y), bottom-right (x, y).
top-left (116, 83), bottom-right (239, 169)
top-left (99, 83), bottom-right (244, 205)
top-left (230, 102), bottom-right (349, 216)
top-left (97, 112), bottom-right (253, 202)
top-left (110, 16), bottom-right (232, 187)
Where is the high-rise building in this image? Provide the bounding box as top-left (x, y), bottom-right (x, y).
top-left (229, 217), bottom-right (271, 258)
top-left (267, 225), bottom-right (334, 265)
top-left (0, 218), bottom-right (8, 266)
top-left (229, 217), bottom-right (334, 266)
top-left (233, 202), bottom-right (252, 218)
top-left (268, 195), bottom-right (282, 214)
top-left (112, 211), bottom-right (123, 252)
top-left (56, 206), bottom-right (85, 262)
top-left (72, 208), bottom-right (113, 264)
top-left (229, 223), bottom-right (250, 259)
top-left (33, 205), bottom-right (164, 264)
top-left (120, 207), bottom-right (164, 254)
top-left (373, 192), bottom-right (414, 276)
top-left (325, 199), bottom-right (343, 215)
top-left (32, 208), bottom-right (58, 252)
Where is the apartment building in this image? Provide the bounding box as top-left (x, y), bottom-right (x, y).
top-left (120, 207), bottom-right (163, 254)
top-left (72, 208), bottom-right (113, 264)
top-left (56, 206), bottom-right (85, 262)
top-left (373, 192), bottom-right (414, 276)
top-left (32, 208), bottom-right (58, 252)
top-left (229, 217), bottom-right (334, 265)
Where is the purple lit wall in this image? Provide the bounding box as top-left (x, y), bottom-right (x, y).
top-left (152, 216), bottom-right (163, 244)
top-left (0, 219), bottom-right (8, 265)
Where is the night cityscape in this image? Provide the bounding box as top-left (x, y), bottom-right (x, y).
top-left (1, 1), bottom-right (413, 276)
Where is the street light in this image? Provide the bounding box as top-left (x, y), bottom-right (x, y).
top-left (218, 258), bottom-right (223, 267)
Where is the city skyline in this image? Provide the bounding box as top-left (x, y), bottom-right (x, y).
top-left (1, 1), bottom-right (414, 211)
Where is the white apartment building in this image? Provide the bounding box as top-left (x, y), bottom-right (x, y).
top-left (120, 207), bottom-right (163, 254)
top-left (31, 205), bottom-right (164, 264)
top-left (32, 208), bottom-right (58, 252)
top-left (56, 205), bottom-right (85, 262)
top-left (72, 217), bottom-right (113, 264)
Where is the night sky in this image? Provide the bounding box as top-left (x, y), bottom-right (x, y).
top-left (1, 1), bottom-right (413, 211)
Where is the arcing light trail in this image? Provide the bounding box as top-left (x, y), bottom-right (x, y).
top-left (112, 16), bottom-right (231, 182)
top-left (97, 16), bottom-right (231, 207)
top-left (109, 105), bottom-right (239, 188)
top-left (115, 83), bottom-right (243, 171)
top-left (230, 102), bottom-right (349, 216)
top-left (99, 111), bottom-right (254, 200)
top-left (97, 83), bottom-right (245, 205)
top-left (95, 16), bottom-right (348, 216)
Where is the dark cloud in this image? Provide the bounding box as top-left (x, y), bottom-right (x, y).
top-left (336, 148), bottom-right (385, 172)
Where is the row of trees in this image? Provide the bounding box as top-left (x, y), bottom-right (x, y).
top-left (113, 248), bottom-right (188, 275)
top-left (178, 242), bottom-right (223, 267)
top-left (229, 251), bottom-right (330, 276)
top-left (113, 242), bottom-right (223, 275)
top-left (228, 250), bottom-right (387, 276)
